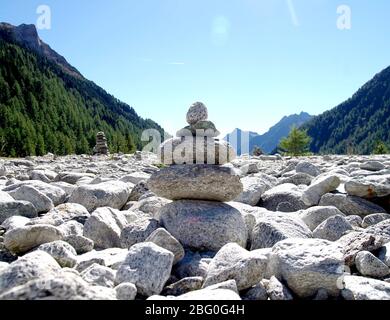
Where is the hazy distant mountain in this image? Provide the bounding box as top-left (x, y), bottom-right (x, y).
top-left (224, 112), bottom-right (313, 155)
top-left (303, 66), bottom-right (390, 154)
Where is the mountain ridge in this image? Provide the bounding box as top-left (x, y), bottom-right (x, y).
top-left (224, 111), bottom-right (313, 155)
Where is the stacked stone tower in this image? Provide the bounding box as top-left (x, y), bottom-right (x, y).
top-left (93, 132), bottom-right (109, 155)
top-left (148, 102), bottom-right (248, 252)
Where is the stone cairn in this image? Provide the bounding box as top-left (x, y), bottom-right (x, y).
top-left (148, 102), bottom-right (248, 252)
top-left (93, 131), bottom-right (109, 155)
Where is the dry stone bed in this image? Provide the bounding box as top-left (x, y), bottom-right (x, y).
top-left (0, 106), bottom-right (390, 300)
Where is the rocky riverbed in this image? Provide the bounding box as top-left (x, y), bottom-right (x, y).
top-left (0, 152), bottom-right (390, 300)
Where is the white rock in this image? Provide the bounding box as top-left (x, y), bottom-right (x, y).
top-left (301, 175), bottom-right (341, 206)
top-left (355, 251), bottom-right (390, 278)
top-left (2, 180), bottom-right (66, 206)
top-left (81, 263), bottom-right (116, 288)
top-left (0, 251), bottom-right (61, 293)
top-left (266, 238), bottom-right (345, 298)
top-left (341, 275), bottom-right (390, 300)
top-left (69, 181), bottom-right (131, 212)
top-left (115, 282), bottom-right (137, 300)
top-left (145, 228), bottom-right (185, 264)
top-left (203, 243), bottom-right (268, 291)
top-left (251, 213), bottom-right (312, 249)
top-left (313, 215), bottom-right (353, 241)
top-left (83, 207), bottom-right (128, 249)
top-left (37, 240), bottom-right (78, 268)
top-left (4, 224), bottom-right (64, 255)
top-left (299, 206), bottom-right (345, 231)
top-left (159, 200), bottom-right (248, 252)
top-left (115, 242), bottom-right (174, 297)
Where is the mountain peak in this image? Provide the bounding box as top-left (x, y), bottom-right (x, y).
top-left (0, 22), bottom-right (81, 78)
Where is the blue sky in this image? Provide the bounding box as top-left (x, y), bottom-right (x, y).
top-left (1, 0), bottom-right (390, 136)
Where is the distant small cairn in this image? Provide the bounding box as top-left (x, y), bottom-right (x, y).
top-left (93, 132), bottom-right (109, 155)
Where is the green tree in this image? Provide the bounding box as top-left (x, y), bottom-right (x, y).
top-left (372, 140), bottom-right (389, 154)
top-left (279, 126), bottom-right (312, 156)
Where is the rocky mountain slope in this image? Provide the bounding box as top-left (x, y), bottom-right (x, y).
top-left (303, 66), bottom-right (390, 154)
top-left (224, 112), bottom-right (313, 155)
top-left (0, 23), bottom-right (164, 157)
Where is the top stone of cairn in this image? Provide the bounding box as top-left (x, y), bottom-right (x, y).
top-left (186, 102), bottom-right (208, 125)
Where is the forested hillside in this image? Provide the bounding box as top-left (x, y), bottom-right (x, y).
top-left (303, 66), bottom-right (390, 154)
top-left (0, 29), bottom-right (164, 157)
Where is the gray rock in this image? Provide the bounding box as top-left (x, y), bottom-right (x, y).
top-left (265, 276), bottom-right (294, 300)
top-left (355, 251), bottom-right (390, 278)
top-left (186, 101), bottom-right (208, 125)
top-left (120, 172), bottom-right (150, 184)
top-left (341, 275), bottom-right (390, 300)
top-left (266, 238), bottom-right (345, 298)
top-left (362, 213), bottom-right (390, 228)
top-left (115, 282), bottom-right (137, 300)
top-left (159, 200), bottom-right (248, 251)
top-left (128, 181), bottom-right (149, 201)
top-left (360, 161), bottom-right (385, 172)
top-left (299, 206), bottom-right (345, 231)
top-left (1, 216), bottom-right (30, 231)
top-left (260, 184), bottom-right (307, 212)
top-left (69, 181), bottom-right (131, 212)
top-left (55, 172), bottom-right (96, 184)
top-left (4, 224), bottom-right (64, 255)
top-left (148, 164), bottom-right (242, 202)
top-left (162, 277), bottom-right (204, 296)
top-left (319, 193), bottom-right (386, 217)
top-left (278, 172), bottom-right (313, 186)
top-left (29, 203), bottom-right (90, 226)
top-left (365, 220), bottom-right (390, 242)
top-left (313, 215), bottom-right (353, 241)
top-left (337, 231), bottom-right (385, 266)
top-left (158, 137), bottom-right (236, 165)
top-left (145, 228), bottom-right (185, 264)
top-left (345, 178), bottom-right (390, 198)
top-left (0, 272), bottom-right (116, 300)
top-left (241, 282), bottom-right (268, 301)
top-left (345, 215), bottom-right (363, 228)
top-left (29, 169), bottom-right (57, 183)
top-left (76, 248), bottom-right (128, 272)
top-left (296, 161), bottom-right (321, 177)
top-left (0, 200), bottom-right (37, 224)
top-left (37, 240), bottom-right (77, 268)
top-left (81, 263), bottom-right (116, 288)
top-left (66, 235), bottom-right (94, 255)
top-left (120, 218), bottom-right (160, 248)
top-left (203, 243), bottom-right (268, 291)
top-left (0, 251), bottom-right (61, 293)
top-left (115, 242), bottom-right (174, 297)
top-left (130, 196), bottom-right (170, 220)
top-left (251, 213), bottom-right (312, 250)
top-left (83, 207), bottom-right (128, 249)
top-left (234, 175), bottom-right (273, 206)
top-left (50, 181), bottom-right (76, 198)
top-left (8, 185), bottom-right (54, 213)
top-left (302, 175), bottom-right (340, 206)
top-left (174, 251), bottom-right (214, 279)
top-left (2, 180), bottom-right (66, 206)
